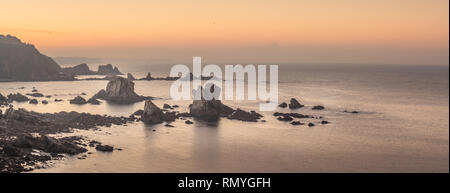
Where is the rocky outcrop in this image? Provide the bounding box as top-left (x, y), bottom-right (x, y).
top-left (95, 76), bottom-right (148, 103)
top-left (29, 99), bottom-right (38, 104)
top-left (0, 34), bottom-right (74, 81)
top-left (288, 98), bottom-right (304, 109)
top-left (87, 97), bottom-right (100, 105)
top-left (0, 93), bottom-right (7, 105)
top-left (12, 134), bottom-right (87, 155)
top-left (70, 96), bottom-right (87, 104)
top-left (189, 85), bottom-right (234, 121)
top-left (7, 93), bottom-right (29, 102)
top-left (61, 63), bottom-right (96, 76)
top-left (278, 102), bottom-right (287, 108)
top-left (312, 105), bottom-right (325, 110)
top-left (97, 64), bottom-right (123, 75)
top-left (228, 109), bottom-right (263, 122)
top-left (141, 100), bottom-right (175, 124)
top-left (26, 93), bottom-right (44, 97)
top-left (95, 144), bottom-right (114, 152)
top-left (127, 73), bottom-right (135, 80)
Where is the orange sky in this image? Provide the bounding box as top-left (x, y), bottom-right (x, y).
top-left (0, 0), bottom-right (448, 65)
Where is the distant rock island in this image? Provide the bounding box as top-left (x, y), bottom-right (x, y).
top-left (62, 63), bottom-right (123, 76)
top-left (0, 34), bottom-right (73, 81)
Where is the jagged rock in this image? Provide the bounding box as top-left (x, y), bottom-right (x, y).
top-left (70, 96), bottom-right (87, 104)
top-left (12, 134), bottom-right (87, 155)
top-left (133, 109), bottom-right (144, 116)
top-left (0, 34), bottom-right (74, 81)
top-left (163, 104), bottom-right (172, 109)
top-left (288, 98), bottom-right (304, 109)
top-left (42, 100), bottom-right (48, 104)
top-left (141, 100), bottom-right (164, 123)
top-left (312, 105), bottom-right (325, 110)
top-left (92, 89), bottom-right (107, 99)
top-left (7, 93), bottom-right (29, 102)
top-left (87, 97), bottom-right (100, 105)
top-left (127, 73), bottom-right (135, 80)
top-left (95, 144), bottom-right (114, 152)
top-left (0, 93), bottom-right (7, 105)
top-left (29, 99), bottom-right (38, 104)
top-left (189, 84), bottom-right (234, 121)
top-left (278, 102), bottom-right (287, 108)
top-left (61, 63), bottom-right (96, 75)
top-left (26, 93), bottom-right (44, 97)
top-left (101, 76), bottom-right (146, 103)
top-left (228, 109), bottom-right (262, 122)
top-left (97, 64), bottom-right (123, 75)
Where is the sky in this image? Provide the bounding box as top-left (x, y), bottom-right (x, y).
top-left (0, 0), bottom-right (448, 65)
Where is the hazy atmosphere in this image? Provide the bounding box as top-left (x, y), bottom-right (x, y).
top-left (1, 0), bottom-right (448, 65)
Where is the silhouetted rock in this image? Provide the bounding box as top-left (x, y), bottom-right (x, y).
top-left (29, 99), bottom-right (38, 104)
top-left (87, 97), bottom-right (100, 105)
top-left (308, 123), bottom-right (315, 127)
top-left (133, 109), bottom-right (144, 116)
top-left (95, 144), bottom-right (114, 152)
top-left (312, 105), bottom-right (325, 110)
top-left (288, 98), bottom-right (304, 109)
top-left (228, 108), bottom-right (262, 122)
top-left (290, 121), bottom-right (304, 125)
top-left (70, 96), bottom-right (87, 104)
top-left (141, 100), bottom-right (164, 123)
top-left (0, 34), bottom-right (74, 81)
top-left (278, 102), bottom-right (287, 108)
top-left (189, 84), bottom-right (234, 121)
top-left (61, 63), bottom-right (96, 76)
top-left (101, 77), bottom-right (147, 103)
top-left (26, 93), bottom-right (44, 97)
top-left (97, 64), bottom-right (123, 75)
top-left (321, 120), bottom-right (329, 124)
top-left (0, 93), bottom-right (7, 105)
top-left (277, 115), bottom-right (293, 121)
top-left (344, 110), bottom-right (359, 114)
top-left (127, 73), bottom-right (135, 80)
top-left (7, 93), bottom-right (29, 102)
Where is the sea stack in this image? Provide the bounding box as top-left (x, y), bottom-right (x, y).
top-left (189, 84), bottom-right (234, 121)
top-left (93, 76), bottom-right (146, 103)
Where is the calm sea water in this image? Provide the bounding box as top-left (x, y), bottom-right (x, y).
top-left (0, 63), bottom-right (448, 172)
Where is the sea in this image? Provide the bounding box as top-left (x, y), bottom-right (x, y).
top-left (0, 63), bottom-right (448, 172)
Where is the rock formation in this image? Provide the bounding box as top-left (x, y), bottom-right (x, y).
top-left (7, 93), bottom-right (29, 102)
top-left (127, 73), bottom-right (136, 80)
top-left (0, 93), bottom-right (7, 105)
top-left (61, 63), bottom-right (96, 76)
top-left (189, 84), bottom-right (234, 121)
top-left (97, 64), bottom-right (123, 75)
top-left (141, 100), bottom-right (175, 124)
top-left (94, 76), bottom-right (147, 103)
top-left (0, 34), bottom-right (73, 81)
top-left (288, 98), bottom-right (304, 109)
top-left (70, 96), bottom-right (87, 104)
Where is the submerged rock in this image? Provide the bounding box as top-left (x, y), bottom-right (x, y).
top-left (133, 109), bottom-right (144, 116)
top-left (29, 99), bottom-right (38, 104)
top-left (42, 100), bottom-right (48, 104)
top-left (185, 120), bottom-right (194, 124)
top-left (290, 121), bottom-right (304, 125)
top-left (70, 96), bottom-right (87, 104)
top-left (278, 102), bottom-right (287, 108)
top-left (308, 123), bottom-right (315, 127)
top-left (163, 104), bottom-right (172, 109)
top-left (277, 115), bottom-right (293, 122)
top-left (288, 98), bottom-right (304, 109)
top-left (312, 105), bottom-right (325, 110)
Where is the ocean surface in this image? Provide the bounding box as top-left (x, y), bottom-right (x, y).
top-left (0, 63), bottom-right (448, 172)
